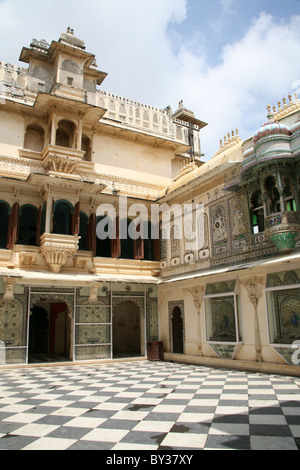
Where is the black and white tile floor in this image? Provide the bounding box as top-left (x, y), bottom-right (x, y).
top-left (0, 360), bottom-right (299, 451)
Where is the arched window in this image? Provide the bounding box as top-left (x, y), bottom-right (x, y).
top-left (81, 135), bottom-right (92, 162)
top-left (52, 201), bottom-right (73, 235)
top-left (24, 124), bottom-right (45, 152)
top-left (264, 175), bottom-right (280, 215)
top-left (283, 177), bottom-right (297, 212)
top-left (121, 218), bottom-right (134, 260)
top-left (55, 120), bottom-right (76, 148)
top-left (55, 128), bottom-right (69, 148)
top-left (40, 201), bottom-right (47, 237)
top-left (250, 190), bottom-right (265, 234)
top-left (0, 201), bottom-right (10, 249)
top-left (144, 221), bottom-right (154, 261)
top-left (18, 205), bottom-right (38, 246)
top-left (96, 215), bottom-right (112, 257)
top-left (79, 212), bottom-right (89, 251)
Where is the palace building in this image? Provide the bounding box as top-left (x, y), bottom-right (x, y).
top-left (0, 29), bottom-right (299, 375)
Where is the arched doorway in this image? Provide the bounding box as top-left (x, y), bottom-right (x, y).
top-left (113, 300), bottom-right (142, 358)
top-left (172, 306), bottom-right (184, 354)
top-left (28, 301), bottom-right (72, 363)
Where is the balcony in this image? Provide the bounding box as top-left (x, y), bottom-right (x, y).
top-left (265, 211), bottom-right (300, 253)
top-left (40, 233), bottom-right (80, 273)
top-left (41, 145), bottom-right (85, 179)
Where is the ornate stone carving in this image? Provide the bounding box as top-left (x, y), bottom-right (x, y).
top-left (42, 145), bottom-right (84, 179)
top-left (40, 233), bottom-right (80, 273)
top-left (213, 129), bottom-right (241, 158)
top-left (3, 277), bottom-right (17, 300)
top-left (265, 211), bottom-right (300, 253)
top-left (30, 38), bottom-right (50, 52)
top-left (89, 283), bottom-right (103, 302)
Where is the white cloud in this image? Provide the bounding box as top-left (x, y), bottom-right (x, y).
top-left (174, 13), bottom-right (300, 159)
top-left (220, 0), bottom-right (235, 11)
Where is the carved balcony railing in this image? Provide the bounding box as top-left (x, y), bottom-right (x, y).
top-left (265, 211), bottom-right (300, 253)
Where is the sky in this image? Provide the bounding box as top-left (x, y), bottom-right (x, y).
top-left (0, 0), bottom-right (299, 161)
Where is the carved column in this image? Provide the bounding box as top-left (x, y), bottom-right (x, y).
top-left (50, 111), bottom-right (57, 146)
top-left (241, 275), bottom-right (265, 362)
top-left (77, 116), bottom-right (83, 151)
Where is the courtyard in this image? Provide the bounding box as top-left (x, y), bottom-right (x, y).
top-left (0, 360), bottom-right (299, 451)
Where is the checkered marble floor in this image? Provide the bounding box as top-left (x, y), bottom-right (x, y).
top-left (0, 360), bottom-right (299, 451)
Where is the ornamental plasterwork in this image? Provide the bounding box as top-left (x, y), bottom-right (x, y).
top-left (29, 292), bottom-right (75, 319)
top-left (213, 130), bottom-right (242, 158)
top-left (43, 156), bottom-right (80, 175)
top-left (169, 175), bottom-right (225, 206)
top-left (211, 204), bottom-right (228, 246)
top-left (271, 93), bottom-right (300, 121)
top-left (240, 275), bottom-right (265, 305)
top-left (0, 155), bottom-right (33, 180)
top-left (184, 212), bottom-right (209, 254)
top-left (39, 233), bottom-right (79, 273)
top-left (184, 286), bottom-right (205, 314)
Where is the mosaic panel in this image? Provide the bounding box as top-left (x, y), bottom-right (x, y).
top-left (2, 348), bottom-right (27, 365)
top-left (75, 305), bottom-right (111, 324)
top-left (30, 292), bottom-right (75, 318)
top-left (0, 299), bottom-right (26, 347)
top-left (75, 324), bottom-right (111, 345)
top-left (205, 296), bottom-right (237, 342)
top-left (210, 203), bottom-right (228, 256)
top-left (146, 286), bottom-right (158, 339)
top-left (267, 288), bottom-right (300, 344)
top-left (74, 345), bottom-right (111, 361)
top-left (229, 196), bottom-right (248, 251)
top-left (0, 285), bottom-right (28, 365)
top-left (267, 269), bottom-right (300, 288)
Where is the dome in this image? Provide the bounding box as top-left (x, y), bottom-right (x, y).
top-left (253, 119), bottom-right (291, 145)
